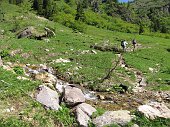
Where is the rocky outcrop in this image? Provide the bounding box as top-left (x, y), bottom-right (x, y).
top-left (138, 101), bottom-right (170, 119)
top-left (17, 26), bottom-right (55, 40)
top-left (93, 110), bottom-right (133, 127)
top-left (64, 86), bottom-right (85, 106)
top-left (17, 26), bottom-right (36, 39)
top-left (36, 85), bottom-right (60, 110)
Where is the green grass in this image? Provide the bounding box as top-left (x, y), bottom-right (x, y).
top-left (0, 2), bottom-right (170, 126)
top-left (1, 2), bottom-right (170, 90)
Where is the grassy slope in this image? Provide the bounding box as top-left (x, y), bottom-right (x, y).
top-left (0, 2), bottom-right (170, 126)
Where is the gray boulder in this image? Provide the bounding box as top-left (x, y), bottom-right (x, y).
top-left (93, 110), bottom-right (133, 127)
top-left (138, 102), bottom-right (170, 119)
top-left (76, 106), bottom-right (91, 127)
top-left (64, 86), bottom-right (85, 106)
top-left (77, 103), bottom-right (96, 116)
top-left (36, 85), bottom-right (60, 110)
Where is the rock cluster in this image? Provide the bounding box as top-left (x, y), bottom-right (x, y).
top-left (2, 62), bottom-right (170, 127)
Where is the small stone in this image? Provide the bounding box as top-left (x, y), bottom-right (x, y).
top-left (17, 76), bottom-right (29, 80)
top-left (91, 50), bottom-right (97, 54)
top-left (45, 49), bottom-right (50, 52)
top-left (97, 95), bottom-right (105, 100)
top-left (149, 67), bottom-right (154, 73)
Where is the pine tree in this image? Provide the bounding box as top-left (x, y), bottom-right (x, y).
top-left (44, 0), bottom-right (54, 18)
top-left (75, 1), bottom-right (85, 21)
top-left (37, 0), bottom-right (43, 15)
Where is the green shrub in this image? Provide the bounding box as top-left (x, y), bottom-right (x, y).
top-left (0, 50), bottom-right (10, 58)
top-left (13, 66), bottom-right (24, 75)
top-left (71, 21), bottom-right (87, 33)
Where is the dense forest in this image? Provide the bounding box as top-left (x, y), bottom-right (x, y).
top-left (3, 0), bottom-right (169, 35)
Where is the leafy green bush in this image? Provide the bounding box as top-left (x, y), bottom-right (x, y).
top-left (13, 66), bottom-right (24, 75)
top-left (71, 21), bottom-right (87, 33)
top-left (0, 50), bottom-right (10, 58)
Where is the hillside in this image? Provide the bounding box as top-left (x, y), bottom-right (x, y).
top-left (0, 1), bottom-right (170, 127)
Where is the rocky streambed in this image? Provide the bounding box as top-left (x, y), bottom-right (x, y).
top-left (1, 59), bottom-right (170, 127)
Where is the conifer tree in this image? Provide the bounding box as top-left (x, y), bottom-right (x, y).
top-left (75, 1), bottom-right (85, 21)
top-left (44, 0), bottom-right (54, 18)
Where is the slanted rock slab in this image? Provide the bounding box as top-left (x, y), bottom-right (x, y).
top-left (93, 110), bottom-right (133, 127)
top-left (76, 106), bottom-right (91, 127)
top-left (64, 86), bottom-right (85, 106)
top-left (138, 102), bottom-right (170, 119)
top-left (36, 85), bottom-right (60, 110)
top-left (76, 103), bottom-right (96, 117)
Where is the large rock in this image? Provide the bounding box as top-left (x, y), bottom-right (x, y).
top-left (0, 56), bottom-right (3, 66)
top-left (64, 86), bottom-right (85, 106)
top-left (76, 107), bottom-right (90, 127)
top-left (93, 110), bottom-right (133, 127)
top-left (36, 85), bottom-right (60, 110)
top-left (17, 26), bottom-right (46, 39)
top-left (17, 26), bottom-right (35, 39)
top-left (75, 103), bottom-right (96, 127)
top-left (138, 102), bottom-right (170, 119)
top-left (77, 103), bottom-right (96, 117)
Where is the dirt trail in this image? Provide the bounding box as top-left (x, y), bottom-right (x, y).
top-left (118, 53), bottom-right (147, 92)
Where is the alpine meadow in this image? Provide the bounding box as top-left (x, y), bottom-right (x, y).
top-left (0, 0), bottom-right (170, 127)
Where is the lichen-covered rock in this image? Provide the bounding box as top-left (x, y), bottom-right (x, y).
top-left (93, 110), bottom-right (133, 127)
top-left (34, 72), bottom-right (57, 84)
top-left (138, 102), bottom-right (170, 119)
top-left (64, 86), bottom-right (85, 106)
top-left (36, 85), bottom-right (60, 110)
